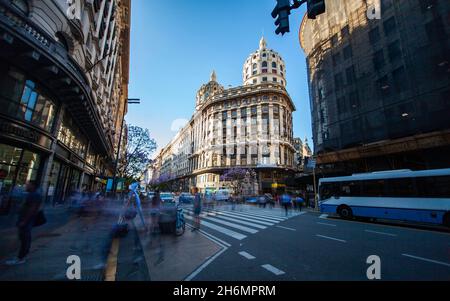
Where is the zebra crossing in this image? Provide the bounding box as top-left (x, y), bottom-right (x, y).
top-left (182, 205), bottom-right (305, 241)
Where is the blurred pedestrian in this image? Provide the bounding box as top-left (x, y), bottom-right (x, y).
top-left (296, 194), bottom-right (305, 212)
top-left (150, 190), bottom-right (162, 233)
top-left (281, 192), bottom-right (292, 217)
top-left (5, 181), bottom-right (43, 265)
top-left (192, 187), bottom-right (201, 231)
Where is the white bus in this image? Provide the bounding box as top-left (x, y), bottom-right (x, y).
top-left (319, 169), bottom-right (450, 227)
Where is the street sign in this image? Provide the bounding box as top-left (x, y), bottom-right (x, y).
top-left (306, 158), bottom-right (316, 169)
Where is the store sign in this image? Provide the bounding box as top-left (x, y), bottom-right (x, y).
top-left (0, 121), bottom-right (39, 142)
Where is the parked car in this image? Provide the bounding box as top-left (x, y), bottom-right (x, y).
top-left (160, 192), bottom-right (175, 203)
top-left (179, 192), bottom-right (194, 204)
top-left (214, 189), bottom-right (231, 202)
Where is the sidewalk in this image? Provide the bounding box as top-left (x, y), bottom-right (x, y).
top-left (0, 203), bottom-right (122, 281)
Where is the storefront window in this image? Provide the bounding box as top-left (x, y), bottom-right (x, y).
top-left (0, 64), bottom-right (56, 132)
top-left (57, 111), bottom-right (88, 158)
top-left (0, 143), bottom-right (41, 195)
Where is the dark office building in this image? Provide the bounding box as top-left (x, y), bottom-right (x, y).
top-left (299, 0), bottom-right (450, 174)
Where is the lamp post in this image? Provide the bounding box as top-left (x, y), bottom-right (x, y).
top-left (111, 98), bottom-right (140, 196)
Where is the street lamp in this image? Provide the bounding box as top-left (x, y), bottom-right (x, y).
top-left (111, 98), bottom-right (140, 196)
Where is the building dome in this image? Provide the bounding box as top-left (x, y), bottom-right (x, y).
top-left (196, 70), bottom-right (224, 110)
top-left (242, 37), bottom-right (287, 87)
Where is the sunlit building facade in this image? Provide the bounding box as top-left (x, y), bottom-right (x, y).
top-left (151, 38), bottom-right (296, 194)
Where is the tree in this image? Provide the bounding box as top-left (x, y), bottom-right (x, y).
top-left (220, 167), bottom-right (257, 196)
top-left (118, 125), bottom-right (157, 179)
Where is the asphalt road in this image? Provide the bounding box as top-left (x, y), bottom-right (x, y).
top-left (180, 204), bottom-right (450, 281)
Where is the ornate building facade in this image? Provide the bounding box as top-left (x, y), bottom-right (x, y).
top-left (300, 0), bottom-right (450, 174)
top-left (0, 0), bottom-right (131, 204)
top-left (151, 38), bottom-right (296, 194)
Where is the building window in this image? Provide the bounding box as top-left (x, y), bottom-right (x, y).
top-left (334, 72), bottom-right (344, 91)
top-left (346, 66), bottom-right (356, 85)
top-left (392, 66), bottom-right (408, 92)
top-left (0, 67), bottom-right (56, 132)
top-left (11, 0), bottom-right (29, 15)
top-left (381, 0), bottom-right (393, 11)
top-left (387, 40), bottom-right (402, 62)
top-left (373, 50), bottom-right (385, 70)
top-left (262, 61), bottom-right (268, 68)
top-left (272, 62), bottom-right (277, 68)
top-left (332, 53), bottom-right (341, 66)
top-left (253, 79), bottom-right (257, 84)
top-left (273, 77), bottom-right (277, 82)
top-left (341, 25), bottom-right (350, 39)
top-left (383, 16), bottom-right (397, 36)
top-left (331, 34), bottom-right (338, 46)
top-left (343, 45), bottom-right (352, 60)
top-left (368, 27), bottom-right (380, 45)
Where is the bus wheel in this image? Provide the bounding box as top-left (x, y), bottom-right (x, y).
top-left (443, 212), bottom-right (450, 228)
top-left (338, 205), bottom-right (353, 219)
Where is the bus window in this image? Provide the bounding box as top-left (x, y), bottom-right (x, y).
top-left (320, 183), bottom-right (338, 200)
top-left (361, 179), bottom-right (385, 197)
top-left (386, 178), bottom-right (416, 197)
top-left (340, 181), bottom-right (361, 197)
top-left (417, 176), bottom-right (450, 198)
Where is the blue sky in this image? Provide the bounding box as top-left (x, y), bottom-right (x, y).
top-left (126, 0), bottom-right (311, 154)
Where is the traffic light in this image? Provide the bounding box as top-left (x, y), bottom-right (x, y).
top-left (271, 0), bottom-right (292, 35)
top-left (307, 0), bottom-right (326, 19)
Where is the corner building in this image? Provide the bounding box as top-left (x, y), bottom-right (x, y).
top-left (0, 0), bottom-right (131, 204)
top-left (153, 38), bottom-right (296, 194)
top-left (300, 0), bottom-right (450, 174)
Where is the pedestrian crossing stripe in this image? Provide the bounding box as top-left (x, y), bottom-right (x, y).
top-left (186, 209), bottom-right (275, 226)
top-left (184, 214), bottom-right (247, 240)
top-left (183, 207), bottom-right (304, 241)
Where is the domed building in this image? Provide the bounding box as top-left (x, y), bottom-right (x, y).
top-left (152, 38), bottom-right (296, 194)
top-left (243, 37), bottom-right (287, 87)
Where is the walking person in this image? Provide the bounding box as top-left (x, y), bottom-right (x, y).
top-left (5, 181), bottom-right (43, 265)
top-left (281, 192), bottom-right (292, 217)
top-left (297, 194), bottom-right (305, 212)
top-left (191, 187), bottom-right (202, 231)
top-left (150, 190), bottom-right (162, 234)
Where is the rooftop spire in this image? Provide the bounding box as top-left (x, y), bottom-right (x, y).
top-left (210, 70), bottom-right (217, 82)
top-left (259, 36), bottom-right (267, 50)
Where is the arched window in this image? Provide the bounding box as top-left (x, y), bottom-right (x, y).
top-left (280, 65), bottom-right (284, 71)
top-left (272, 62), bottom-right (277, 68)
top-left (12, 0), bottom-right (29, 15)
top-left (252, 63), bottom-right (257, 70)
top-left (262, 61), bottom-right (268, 68)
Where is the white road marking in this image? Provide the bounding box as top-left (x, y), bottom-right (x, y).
top-left (317, 222), bottom-right (337, 227)
top-left (401, 254), bottom-right (450, 268)
top-left (201, 216), bottom-right (259, 234)
top-left (238, 251), bottom-right (256, 260)
top-left (261, 264), bottom-right (285, 275)
top-left (209, 211), bottom-right (276, 226)
top-left (319, 214), bottom-right (329, 219)
top-left (232, 210), bottom-right (288, 221)
top-left (217, 209), bottom-right (283, 222)
top-left (316, 234), bottom-right (347, 243)
top-left (184, 215), bottom-right (247, 240)
top-left (186, 224), bottom-right (232, 247)
top-left (276, 225), bottom-right (297, 231)
top-left (365, 229), bottom-right (397, 237)
top-left (204, 214), bottom-right (267, 229)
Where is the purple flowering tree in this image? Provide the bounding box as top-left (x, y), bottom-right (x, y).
top-left (220, 167), bottom-right (257, 195)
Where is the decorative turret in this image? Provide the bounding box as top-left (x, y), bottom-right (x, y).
top-left (242, 37), bottom-right (287, 87)
top-left (195, 70), bottom-right (224, 110)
